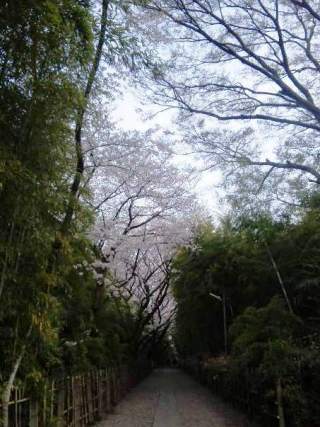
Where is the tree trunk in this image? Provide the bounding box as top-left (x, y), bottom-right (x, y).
top-left (46, 0), bottom-right (110, 274)
top-left (61, 0), bottom-right (109, 235)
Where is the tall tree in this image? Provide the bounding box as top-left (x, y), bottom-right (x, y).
top-left (146, 0), bottom-right (320, 212)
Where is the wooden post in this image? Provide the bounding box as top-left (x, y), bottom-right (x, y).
top-left (222, 287), bottom-right (228, 355)
top-left (29, 400), bottom-right (38, 427)
top-left (106, 371), bottom-right (111, 412)
top-left (56, 386), bottom-right (65, 427)
top-left (277, 378), bottom-right (286, 427)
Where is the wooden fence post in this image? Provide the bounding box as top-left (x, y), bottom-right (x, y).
top-left (106, 370), bottom-right (111, 412)
top-left (56, 386), bottom-right (64, 427)
top-left (4, 364), bottom-right (149, 427)
top-left (29, 400), bottom-right (38, 427)
top-left (277, 378), bottom-right (286, 427)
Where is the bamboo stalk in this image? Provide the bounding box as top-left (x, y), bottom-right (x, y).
top-left (1, 325), bottom-right (32, 427)
top-left (265, 243), bottom-right (294, 314)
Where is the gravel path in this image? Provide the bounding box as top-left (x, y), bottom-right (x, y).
top-left (96, 368), bottom-right (255, 427)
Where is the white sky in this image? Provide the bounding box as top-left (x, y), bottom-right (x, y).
top-left (111, 87), bottom-right (224, 219)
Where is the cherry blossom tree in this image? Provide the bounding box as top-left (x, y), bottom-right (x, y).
top-left (81, 102), bottom-right (203, 352)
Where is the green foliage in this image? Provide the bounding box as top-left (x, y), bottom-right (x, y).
top-left (230, 297), bottom-right (300, 372)
top-left (0, 0), bottom-right (93, 391)
top-left (0, 1), bottom-right (152, 405)
top-left (228, 297), bottom-right (320, 426)
top-left (172, 208), bottom-right (320, 426)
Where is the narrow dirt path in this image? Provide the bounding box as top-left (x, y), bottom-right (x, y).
top-left (97, 368), bottom-right (255, 427)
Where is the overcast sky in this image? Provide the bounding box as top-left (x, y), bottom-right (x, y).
top-left (111, 85), bottom-right (224, 220)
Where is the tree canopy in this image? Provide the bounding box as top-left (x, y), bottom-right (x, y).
top-left (1, 1), bottom-right (320, 426)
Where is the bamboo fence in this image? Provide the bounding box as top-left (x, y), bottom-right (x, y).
top-left (1, 363), bottom-right (151, 427)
